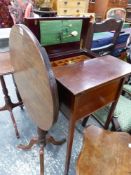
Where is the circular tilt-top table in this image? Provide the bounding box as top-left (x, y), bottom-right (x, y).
top-left (9, 24), bottom-right (65, 175)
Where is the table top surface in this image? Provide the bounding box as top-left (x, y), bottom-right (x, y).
top-left (10, 24), bottom-right (59, 131)
top-left (53, 55), bottom-right (131, 95)
top-left (0, 52), bottom-right (13, 75)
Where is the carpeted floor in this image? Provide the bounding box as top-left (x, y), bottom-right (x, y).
top-left (0, 75), bottom-right (100, 175)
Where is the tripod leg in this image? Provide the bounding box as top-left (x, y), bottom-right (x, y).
top-left (46, 135), bottom-right (66, 145)
top-left (17, 137), bottom-right (38, 150)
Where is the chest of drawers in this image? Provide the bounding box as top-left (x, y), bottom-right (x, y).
top-left (57, 0), bottom-right (89, 16)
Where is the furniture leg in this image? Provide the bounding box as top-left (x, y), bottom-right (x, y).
top-left (17, 127), bottom-right (66, 175)
top-left (9, 109), bottom-right (20, 138)
top-left (40, 144), bottom-right (44, 175)
top-left (104, 101), bottom-right (118, 129)
top-left (0, 75), bottom-right (22, 138)
top-left (81, 116), bottom-right (89, 127)
top-left (12, 74), bottom-right (23, 109)
top-left (104, 78), bottom-right (125, 129)
top-left (64, 118), bottom-right (75, 175)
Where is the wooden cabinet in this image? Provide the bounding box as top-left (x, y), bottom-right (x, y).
top-left (88, 1), bottom-right (95, 13)
top-left (56, 0), bottom-right (89, 16)
top-left (95, 0), bottom-right (128, 19)
top-left (126, 5), bottom-right (131, 22)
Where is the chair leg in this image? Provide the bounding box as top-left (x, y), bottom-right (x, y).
top-left (82, 116), bottom-right (89, 127)
top-left (112, 117), bottom-right (121, 131)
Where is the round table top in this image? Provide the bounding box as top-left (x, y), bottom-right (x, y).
top-left (9, 24), bottom-right (59, 131)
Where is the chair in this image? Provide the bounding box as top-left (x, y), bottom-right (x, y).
top-left (76, 125), bottom-right (131, 175)
top-left (85, 18), bottom-right (123, 56)
top-left (106, 8), bottom-right (126, 21)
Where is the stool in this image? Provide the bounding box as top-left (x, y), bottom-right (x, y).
top-left (0, 52), bottom-right (23, 138)
top-left (76, 125), bottom-right (131, 175)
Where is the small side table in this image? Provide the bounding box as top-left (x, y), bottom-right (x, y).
top-left (0, 52), bottom-right (23, 138)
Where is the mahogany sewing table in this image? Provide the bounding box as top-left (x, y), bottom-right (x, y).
top-left (53, 55), bottom-right (131, 175)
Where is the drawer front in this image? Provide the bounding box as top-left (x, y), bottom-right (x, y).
top-left (58, 0), bottom-right (87, 8)
top-left (57, 0), bottom-right (87, 15)
top-left (40, 20), bottom-right (82, 46)
top-left (75, 79), bottom-right (121, 120)
top-left (58, 7), bottom-right (86, 16)
top-left (62, 20), bottom-right (82, 43)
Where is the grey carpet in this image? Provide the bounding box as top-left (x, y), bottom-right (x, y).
top-left (0, 75), bottom-right (100, 175)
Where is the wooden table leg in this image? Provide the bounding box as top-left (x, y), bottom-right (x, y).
top-left (0, 75), bottom-right (23, 138)
top-left (18, 127), bottom-right (66, 175)
top-left (104, 78), bottom-right (125, 129)
top-left (12, 74), bottom-right (23, 109)
top-left (64, 117), bottom-right (76, 175)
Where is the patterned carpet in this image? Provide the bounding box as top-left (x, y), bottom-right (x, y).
top-left (0, 75), bottom-right (100, 175)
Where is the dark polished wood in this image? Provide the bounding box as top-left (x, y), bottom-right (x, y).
top-left (53, 55), bottom-right (131, 175)
top-left (0, 52), bottom-right (23, 138)
top-left (77, 125), bottom-right (131, 175)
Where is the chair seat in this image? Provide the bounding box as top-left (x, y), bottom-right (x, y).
top-left (93, 95), bottom-right (131, 132)
top-left (76, 125), bottom-right (131, 175)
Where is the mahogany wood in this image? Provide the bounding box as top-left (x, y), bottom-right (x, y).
top-left (9, 24), bottom-right (59, 131)
top-left (77, 125), bottom-right (131, 175)
top-left (53, 55), bottom-right (131, 175)
top-left (0, 52), bottom-right (23, 138)
top-left (9, 24), bottom-right (66, 175)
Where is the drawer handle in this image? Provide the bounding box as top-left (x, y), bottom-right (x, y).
top-left (64, 10), bottom-right (67, 13)
top-left (71, 31), bottom-right (78, 36)
top-left (76, 9), bottom-right (80, 13)
top-left (77, 2), bottom-right (80, 5)
top-left (64, 1), bottom-right (68, 5)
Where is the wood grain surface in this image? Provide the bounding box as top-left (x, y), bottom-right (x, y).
top-left (53, 55), bottom-right (131, 95)
top-left (77, 125), bottom-right (131, 175)
top-left (9, 24), bottom-right (59, 131)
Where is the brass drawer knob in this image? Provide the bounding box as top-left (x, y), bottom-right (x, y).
top-left (64, 1), bottom-right (68, 5)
